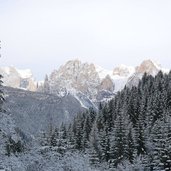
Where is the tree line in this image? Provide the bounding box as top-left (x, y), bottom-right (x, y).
top-left (40, 71), bottom-right (171, 170)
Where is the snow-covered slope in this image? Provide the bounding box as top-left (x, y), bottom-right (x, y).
top-left (3, 86), bottom-right (88, 136)
top-left (0, 66), bottom-right (37, 91)
top-left (0, 109), bottom-right (28, 170)
top-left (0, 86), bottom-right (94, 171)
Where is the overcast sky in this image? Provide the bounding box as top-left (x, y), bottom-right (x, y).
top-left (0, 0), bottom-right (171, 80)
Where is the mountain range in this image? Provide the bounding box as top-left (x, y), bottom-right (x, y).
top-left (0, 59), bottom-right (168, 108)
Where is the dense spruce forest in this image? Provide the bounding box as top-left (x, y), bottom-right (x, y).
top-left (39, 71), bottom-right (171, 171)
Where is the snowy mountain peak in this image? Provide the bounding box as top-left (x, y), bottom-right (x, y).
top-left (63, 59), bottom-right (81, 69)
top-left (113, 64), bottom-right (135, 77)
top-left (127, 59), bottom-right (169, 88)
top-left (43, 59), bottom-right (138, 106)
top-left (46, 60), bottom-right (101, 106)
top-left (2, 59), bottom-right (169, 107)
top-left (42, 58), bottom-right (170, 106)
top-left (0, 66), bottom-right (37, 91)
top-left (55, 60), bottom-right (97, 83)
top-left (135, 59), bottom-right (162, 76)
top-left (1, 66), bottom-right (18, 75)
top-left (0, 66), bottom-right (33, 79)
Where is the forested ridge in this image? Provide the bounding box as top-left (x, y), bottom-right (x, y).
top-left (39, 71), bottom-right (171, 170)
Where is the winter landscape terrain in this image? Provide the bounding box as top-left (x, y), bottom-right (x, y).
top-left (0, 59), bottom-right (171, 171)
top-left (1, 59), bottom-right (168, 107)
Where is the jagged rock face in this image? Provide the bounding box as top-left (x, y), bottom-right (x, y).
top-left (0, 67), bottom-right (37, 91)
top-left (99, 75), bottom-right (114, 92)
top-left (135, 59), bottom-right (160, 76)
top-left (44, 59), bottom-right (125, 106)
top-left (46, 59), bottom-right (136, 105)
top-left (45, 59), bottom-right (144, 105)
top-left (127, 59), bottom-right (168, 88)
top-left (48, 60), bottom-right (101, 100)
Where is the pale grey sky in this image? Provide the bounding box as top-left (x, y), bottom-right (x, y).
top-left (0, 0), bottom-right (171, 80)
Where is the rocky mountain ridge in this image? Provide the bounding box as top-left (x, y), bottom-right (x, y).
top-left (1, 59), bottom-right (169, 107)
top-left (41, 59), bottom-right (168, 106)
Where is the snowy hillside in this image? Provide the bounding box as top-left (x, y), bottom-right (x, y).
top-left (3, 86), bottom-right (88, 136)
